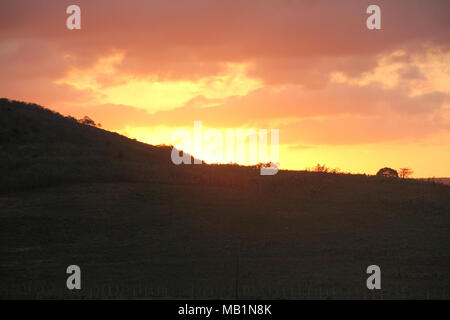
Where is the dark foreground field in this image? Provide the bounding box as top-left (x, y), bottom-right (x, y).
top-left (1, 99), bottom-right (450, 299)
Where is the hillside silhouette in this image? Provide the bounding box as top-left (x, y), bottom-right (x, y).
top-left (1, 98), bottom-right (450, 299)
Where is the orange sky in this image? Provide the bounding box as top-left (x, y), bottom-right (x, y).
top-left (1, 0), bottom-right (449, 177)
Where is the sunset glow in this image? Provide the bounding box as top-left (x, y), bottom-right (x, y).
top-left (1, 0), bottom-right (449, 177)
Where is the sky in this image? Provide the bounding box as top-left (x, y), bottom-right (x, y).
top-left (1, 0), bottom-right (449, 177)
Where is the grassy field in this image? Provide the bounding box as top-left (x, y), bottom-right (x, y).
top-left (1, 98), bottom-right (450, 299)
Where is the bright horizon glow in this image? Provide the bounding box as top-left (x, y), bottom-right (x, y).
top-left (116, 124), bottom-right (450, 178)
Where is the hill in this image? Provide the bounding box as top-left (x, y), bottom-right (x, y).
top-left (1, 98), bottom-right (450, 299)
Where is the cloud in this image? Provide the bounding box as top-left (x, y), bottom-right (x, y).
top-left (279, 114), bottom-right (445, 145)
top-left (0, 0), bottom-right (449, 152)
top-left (122, 81), bottom-right (447, 126)
top-left (1, 0), bottom-right (449, 85)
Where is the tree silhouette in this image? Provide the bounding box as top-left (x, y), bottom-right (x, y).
top-left (376, 167), bottom-right (399, 178)
top-left (78, 116), bottom-right (101, 127)
top-left (399, 168), bottom-right (413, 179)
